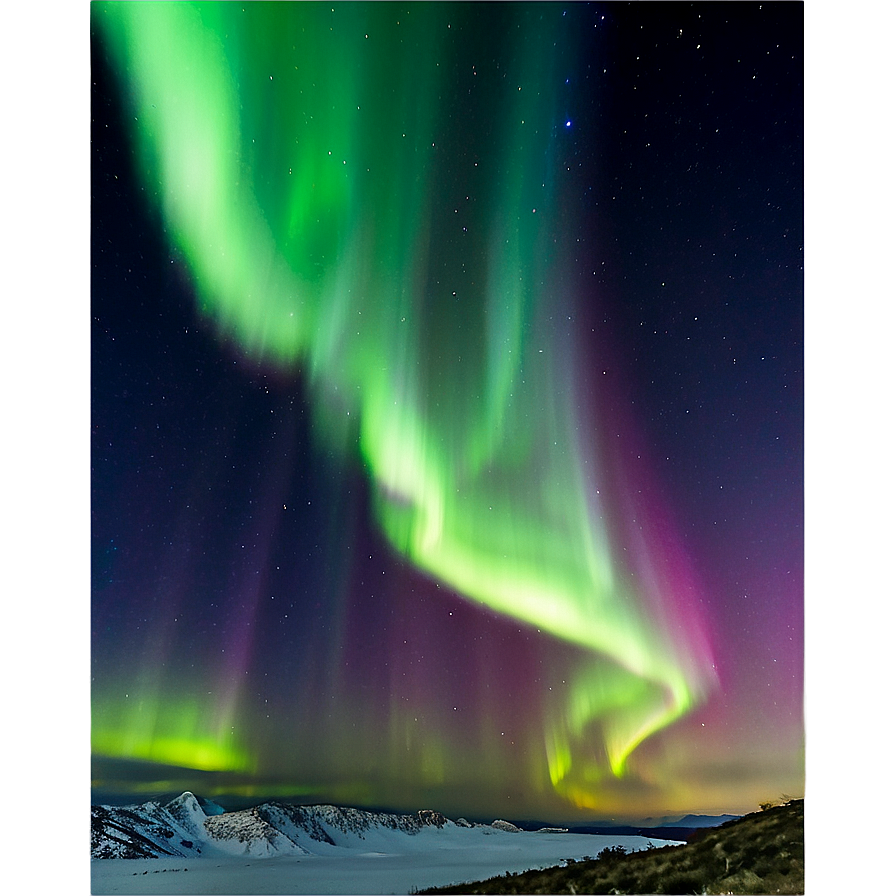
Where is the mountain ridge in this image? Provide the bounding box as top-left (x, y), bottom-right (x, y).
top-left (91, 792), bottom-right (558, 860)
top-left (90, 789), bottom-right (740, 829)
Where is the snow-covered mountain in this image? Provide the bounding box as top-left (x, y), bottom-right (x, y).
top-left (91, 792), bottom-right (541, 860)
top-left (91, 792), bottom-right (211, 859)
top-left (92, 793), bottom-right (691, 894)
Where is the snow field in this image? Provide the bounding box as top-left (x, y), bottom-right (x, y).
top-left (92, 830), bottom-right (682, 894)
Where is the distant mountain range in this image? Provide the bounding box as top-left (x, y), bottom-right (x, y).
top-left (91, 791), bottom-right (530, 860)
top-left (91, 792), bottom-right (739, 862)
top-left (534, 813), bottom-right (742, 842)
top-left (518, 811), bottom-right (740, 832)
top-left (667, 813), bottom-right (741, 828)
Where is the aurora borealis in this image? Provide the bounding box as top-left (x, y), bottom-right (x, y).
top-left (91, 2), bottom-right (803, 822)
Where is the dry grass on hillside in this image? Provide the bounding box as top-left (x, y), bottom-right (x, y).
top-left (420, 799), bottom-right (804, 895)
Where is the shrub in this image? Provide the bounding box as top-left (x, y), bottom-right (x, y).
top-left (660, 871), bottom-right (703, 894)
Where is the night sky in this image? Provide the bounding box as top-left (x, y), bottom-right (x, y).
top-left (90, 2), bottom-right (803, 823)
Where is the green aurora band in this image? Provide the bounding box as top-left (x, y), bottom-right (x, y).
top-left (94, 2), bottom-right (717, 810)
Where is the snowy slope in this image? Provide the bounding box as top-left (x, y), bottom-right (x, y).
top-left (165, 792), bottom-right (217, 841)
top-left (91, 792), bottom-right (215, 859)
top-left (203, 808), bottom-right (310, 857)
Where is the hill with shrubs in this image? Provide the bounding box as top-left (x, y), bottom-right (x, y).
top-left (420, 798), bottom-right (803, 895)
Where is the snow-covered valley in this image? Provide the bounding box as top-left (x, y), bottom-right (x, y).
top-left (91, 792), bottom-right (684, 894)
